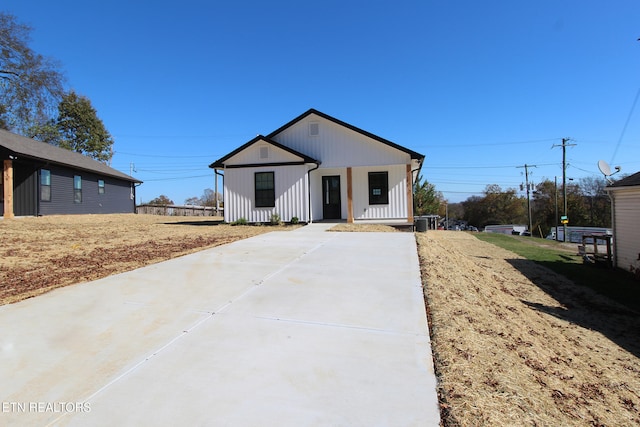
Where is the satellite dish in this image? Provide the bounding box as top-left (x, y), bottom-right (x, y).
top-left (597, 160), bottom-right (612, 176)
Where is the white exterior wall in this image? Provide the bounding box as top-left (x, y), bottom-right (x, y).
top-left (611, 188), bottom-right (640, 272)
top-left (352, 164), bottom-right (408, 220)
top-left (223, 165), bottom-right (309, 223)
top-left (272, 114), bottom-right (411, 168)
top-left (226, 141), bottom-right (303, 165)
top-left (309, 164), bottom-right (408, 221)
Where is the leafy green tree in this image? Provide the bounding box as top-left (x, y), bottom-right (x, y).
top-left (530, 179), bottom-right (558, 237)
top-left (0, 12), bottom-right (65, 133)
top-left (483, 184), bottom-right (526, 225)
top-left (26, 119), bottom-right (60, 144)
top-left (578, 176), bottom-right (610, 227)
top-left (413, 174), bottom-right (444, 216)
top-left (462, 184), bottom-right (526, 228)
top-left (461, 195), bottom-right (485, 227)
top-left (148, 195), bottom-right (173, 205)
top-left (56, 91), bottom-right (114, 163)
top-left (447, 202), bottom-right (464, 222)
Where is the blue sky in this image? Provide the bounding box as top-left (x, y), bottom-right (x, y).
top-left (4, 1), bottom-right (640, 204)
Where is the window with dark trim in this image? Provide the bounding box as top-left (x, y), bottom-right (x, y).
top-left (255, 172), bottom-right (275, 207)
top-left (98, 179), bottom-right (105, 194)
top-left (41, 169), bottom-right (51, 202)
top-left (74, 175), bottom-right (82, 203)
top-left (368, 171), bottom-right (388, 205)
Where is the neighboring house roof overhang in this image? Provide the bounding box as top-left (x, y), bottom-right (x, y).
top-left (209, 135), bottom-right (320, 169)
top-left (605, 171), bottom-right (640, 191)
top-left (0, 129), bottom-right (142, 183)
top-left (267, 108), bottom-right (425, 163)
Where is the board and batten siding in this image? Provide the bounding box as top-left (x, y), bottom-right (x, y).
top-left (310, 165), bottom-right (409, 221)
top-left (272, 114), bottom-right (411, 168)
top-left (39, 165), bottom-right (135, 215)
top-left (225, 141), bottom-right (304, 165)
top-left (611, 188), bottom-right (640, 272)
top-left (223, 165), bottom-right (309, 223)
top-left (352, 165), bottom-right (408, 220)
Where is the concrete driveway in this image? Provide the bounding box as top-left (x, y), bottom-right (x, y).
top-left (0, 224), bottom-right (440, 426)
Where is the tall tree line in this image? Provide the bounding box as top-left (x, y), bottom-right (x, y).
top-left (458, 178), bottom-right (612, 235)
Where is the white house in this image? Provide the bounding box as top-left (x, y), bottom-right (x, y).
top-left (209, 109), bottom-right (424, 224)
top-left (606, 171), bottom-right (640, 274)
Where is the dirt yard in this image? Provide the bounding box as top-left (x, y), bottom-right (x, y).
top-left (417, 231), bottom-right (640, 426)
top-left (0, 214), bottom-right (295, 305)
top-left (2, 216), bottom-right (639, 425)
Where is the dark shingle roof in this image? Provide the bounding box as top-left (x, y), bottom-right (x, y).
top-left (209, 135), bottom-right (320, 169)
top-left (0, 129), bottom-right (141, 183)
top-left (608, 171), bottom-right (640, 189)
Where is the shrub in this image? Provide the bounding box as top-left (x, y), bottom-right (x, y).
top-left (231, 217), bottom-right (247, 226)
top-left (270, 213), bottom-right (282, 226)
top-left (290, 216), bottom-right (299, 224)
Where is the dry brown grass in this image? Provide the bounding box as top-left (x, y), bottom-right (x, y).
top-left (0, 214), bottom-right (297, 305)
top-left (328, 223), bottom-right (399, 232)
top-left (4, 216), bottom-right (640, 426)
top-left (417, 231), bottom-right (640, 426)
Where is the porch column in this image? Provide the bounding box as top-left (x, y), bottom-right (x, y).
top-left (346, 167), bottom-right (354, 223)
top-left (406, 164), bottom-right (414, 223)
top-left (3, 160), bottom-right (14, 218)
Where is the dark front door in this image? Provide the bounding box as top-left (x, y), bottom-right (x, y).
top-left (322, 175), bottom-right (341, 219)
top-left (13, 162), bottom-right (38, 216)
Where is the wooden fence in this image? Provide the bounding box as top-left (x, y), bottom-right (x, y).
top-left (136, 204), bottom-right (222, 217)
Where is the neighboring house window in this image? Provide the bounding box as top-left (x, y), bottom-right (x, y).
top-left (98, 179), bottom-right (105, 194)
top-left (368, 171), bottom-right (389, 205)
top-left (41, 169), bottom-right (51, 202)
top-left (255, 172), bottom-right (275, 207)
top-left (74, 175), bottom-right (82, 203)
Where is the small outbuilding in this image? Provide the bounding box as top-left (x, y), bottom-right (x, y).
top-left (209, 109), bottom-right (425, 224)
top-left (1, 129), bottom-right (141, 217)
top-left (605, 171), bottom-right (640, 274)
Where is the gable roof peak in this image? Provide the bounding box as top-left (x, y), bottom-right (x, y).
top-left (267, 108), bottom-right (424, 161)
top-left (209, 134), bottom-right (319, 169)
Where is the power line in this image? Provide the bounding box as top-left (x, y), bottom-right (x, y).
top-left (611, 87), bottom-right (640, 165)
top-left (415, 138), bottom-right (558, 149)
top-left (142, 174), bottom-right (212, 182)
top-left (115, 151), bottom-right (221, 159)
top-left (425, 162), bottom-right (560, 170)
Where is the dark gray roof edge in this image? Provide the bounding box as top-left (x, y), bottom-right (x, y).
top-left (266, 108), bottom-right (425, 161)
top-left (607, 171), bottom-right (640, 189)
top-left (209, 134), bottom-right (320, 169)
top-left (0, 129), bottom-right (142, 183)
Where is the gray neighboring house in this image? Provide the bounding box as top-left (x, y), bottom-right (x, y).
top-left (1, 129), bottom-right (141, 217)
top-left (606, 171), bottom-right (640, 274)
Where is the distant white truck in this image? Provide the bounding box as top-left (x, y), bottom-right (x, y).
top-left (546, 226), bottom-right (612, 243)
top-left (483, 224), bottom-right (528, 235)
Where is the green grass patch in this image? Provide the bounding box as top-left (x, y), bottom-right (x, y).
top-left (474, 232), bottom-right (640, 312)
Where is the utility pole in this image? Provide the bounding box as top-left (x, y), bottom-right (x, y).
top-left (129, 163), bottom-right (136, 202)
top-left (552, 138), bottom-right (576, 242)
top-left (554, 176), bottom-right (559, 242)
top-left (517, 164), bottom-right (536, 235)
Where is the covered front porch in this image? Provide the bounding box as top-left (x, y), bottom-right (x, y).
top-left (310, 164), bottom-right (415, 224)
